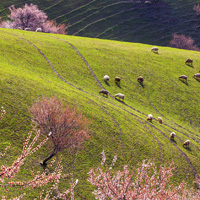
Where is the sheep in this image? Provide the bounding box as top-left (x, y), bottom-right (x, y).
top-left (157, 117), bottom-right (163, 124)
top-left (185, 59), bottom-right (193, 65)
top-left (147, 114), bottom-right (153, 122)
top-left (25, 28), bottom-right (31, 31)
top-left (151, 47), bottom-right (159, 52)
top-left (170, 132), bottom-right (176, 140)
top-left (179, 75), bottom-right (187, 82)
top-left (17, 27), bottom-right (22, 30)
top-left (115, 93), bottom-right (124, 101)
top-left (183, 140), bottom-right (190, 148)
top-left (99, 89), bottom-right (108, 97)
top-left (137, 76), bottom-right (144, 83)
top-left (103, 75), bottom-right (110, 82)
top-left (36, 28), bottom-right (42, 32)
top-left (194, 73), bottom-right (200, 79)
top-left (115, 77), bottom-right (121, 82)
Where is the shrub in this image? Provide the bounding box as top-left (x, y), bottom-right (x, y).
top-left (169, 34), bottom-right (199, 51)
top-left (30, 97), bottom-right (91, 166)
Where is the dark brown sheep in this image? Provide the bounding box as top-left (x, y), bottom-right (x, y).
top-left (137, 76), bottom-right (144, 83)
top-left (115, 77), bottom-right (121, 82)
top-left (185, 59), bottom-right (193, 65)
top-left (99, 89), bottom-right (108, 97)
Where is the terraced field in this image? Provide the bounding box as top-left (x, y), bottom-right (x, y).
top-left (0, 28), bottom-right (200, 199)
top-left (1, 0), bottom-right (200, 47)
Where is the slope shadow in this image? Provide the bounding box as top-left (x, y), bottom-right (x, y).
top-left (139, 82), bottom-right (145, 88)
top-left (185, 63), bottom-right (194, 68)
top-left (104, 80), bottom-right (110, 86)
top-left (115, 81), bottom-right (121, 88)
top-left (179, 79), bottom-right (188, 86)
top-left (194, 78), bottom-right (200, 83)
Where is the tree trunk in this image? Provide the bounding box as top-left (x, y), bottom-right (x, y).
top-left (41, 151), bottom-right (56, 166)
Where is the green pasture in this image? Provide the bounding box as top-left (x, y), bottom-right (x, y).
top-left (0, 28), bottom-right (199, 199)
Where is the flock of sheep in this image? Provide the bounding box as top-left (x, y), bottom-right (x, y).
top-left (99, 46), bottom-right (197, 149)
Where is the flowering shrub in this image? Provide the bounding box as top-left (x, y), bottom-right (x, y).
top-left (169, 34), bottom-right (199, 51)
top-left (194, 4), bottom-right (200, 14)
top-left (30, 97), bottom-right (91, 166)
top-left (0, 4), bottom-right (68, 34)
top-left (88, 151), bottom-right (200, 199)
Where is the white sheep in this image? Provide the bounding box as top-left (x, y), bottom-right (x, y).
top-left (36, 28), bottom-right (42, 32)
top-left (147, 114), bottom-right (153, 122)
top-left (194, 73), bottom-right (200, 79)
top-left (179, 75), bottom-right (187, 82)
top-left (25, 28), bottom-right (31, 31)
top-left (158, 117), bottom-right (163, 124)
top-left (103, 75), bottom-right (110, 82)
top-left (170, 132), bottom-right (176, 140)
top-left (151, 47), bottom-right (159, 52)
top-left (115, 93), bottom-right (124, 101)
top-left (17, 27), bottom-right (22, 30)
top-left (183, 140), bottom-right (190, 148)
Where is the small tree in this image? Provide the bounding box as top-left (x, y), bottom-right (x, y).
top-left (88, 151), bottom-right (200, 199)
top-left (169, 34), bottom-right (199, 51)
top-left (30, 97), bottom-right (91, 166)
top-left (1, 3), bottom-right (68, 34)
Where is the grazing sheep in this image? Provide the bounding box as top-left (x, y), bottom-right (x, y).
top-left (115, 93), bottom-right (124, 101)
top-left (115, 77), bottom-right (121, 82)
top-left (183, 140), bottom-right (190, 148)
top-left (158, 117), bottom-right (163, 124)
top-left (194, 73), bottom-right (200, 79)
top-left (179, 75), bottom-right (187, 82)
top-left (103, 75), bottom-right (110, 82)
top-left (36, 28), bottom-right (42, 32)
top-left (170, 132), bottom-right (176, 140)
top-left (25, 28), bottom-right (31, 31)
top-left (17, 27), bottom-right (22, 30)
top-left (185, 59), bottom-right (193, 65)
top-left (137, 76), bottom-right (144, 83)
top-left (99, 89), bottom-right (108, 97)
top-left (147, 114), bottom-right (153, 122)
top-left (151, 47), bottom-right (159, 52)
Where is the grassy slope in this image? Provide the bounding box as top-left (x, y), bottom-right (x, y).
top-left (1, 0), bottom-right (200, 47)
top-left (0, 28), bottom-right (200, 199)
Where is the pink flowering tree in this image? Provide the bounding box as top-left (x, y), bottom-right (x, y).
top-left (30, 97), bottom-right (91, 166)
top-left (88, 151), bottom-right (200, 199)
top-left (169, 34), bottom-right (199, 51)
top-left (0, 108), bottom-right (78, 199)
top-left (0, 4), bottom-right (68, 34)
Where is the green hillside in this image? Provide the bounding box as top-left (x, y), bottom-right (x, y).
top-left (0, 28), bottom-right (200, 199)
top-left (1, 0), bottom-right (200, 47)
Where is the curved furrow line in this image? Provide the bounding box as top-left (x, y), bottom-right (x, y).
top-left (143, 125), bottom-right (163, 164)
top-left (54, 0), bottom-right (97, 21)
top-left (44, 0), bottom-right (64, 12)
top-left (73, 6), bottom-right (137, 36)
top-left (66, 1), bottom-right (130, 27)
top-left (3, 30), bottom-right (199, 186)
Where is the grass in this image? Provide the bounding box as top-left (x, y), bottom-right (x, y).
top-left (0, 28), bottom-right (200, 199)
